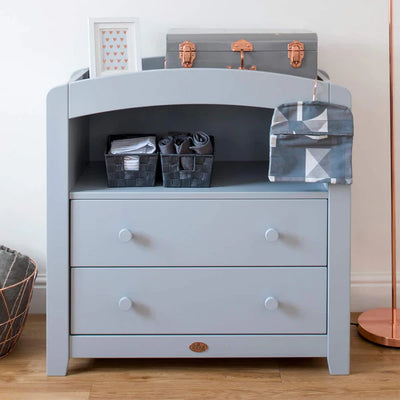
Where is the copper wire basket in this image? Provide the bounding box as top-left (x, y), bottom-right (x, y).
top-left (0, 252), bottom-right (37, 359)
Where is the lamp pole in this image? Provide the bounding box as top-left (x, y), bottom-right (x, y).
top-left (358, 0), bottom-right (400, 347)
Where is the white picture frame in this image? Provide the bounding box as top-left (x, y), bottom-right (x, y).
top-left (89, 18), bottom-right (141, 78)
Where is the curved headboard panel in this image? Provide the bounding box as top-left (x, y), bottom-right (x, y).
top-left (68, 68), bottom-right (351, 118)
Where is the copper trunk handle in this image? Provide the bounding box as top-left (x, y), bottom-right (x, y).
top-left (227, 39), bottom-right (257, 71)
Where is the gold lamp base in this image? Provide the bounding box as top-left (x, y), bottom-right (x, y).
top-left (358, 308), bottom-right (400, 347)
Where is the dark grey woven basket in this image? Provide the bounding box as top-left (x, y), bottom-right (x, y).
top-left (105, 134), bottom-right (158, 187)
top-left (160, 154), bottom-right (214, 187)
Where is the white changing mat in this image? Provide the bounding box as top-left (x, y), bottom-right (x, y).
top-left (110, 136), bottom-right (157, 155)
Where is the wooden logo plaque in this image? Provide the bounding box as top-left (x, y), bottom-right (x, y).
top-left (189, 342), bottom-right (208, 353)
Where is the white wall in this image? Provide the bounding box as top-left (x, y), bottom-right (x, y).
top-left (0, 0), bottom-right (399, 312)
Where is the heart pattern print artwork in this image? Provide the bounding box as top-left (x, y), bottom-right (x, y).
top-left (101, 29), bottom-right (129, 72)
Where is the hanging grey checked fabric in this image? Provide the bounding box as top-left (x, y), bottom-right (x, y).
top-left (268, 101), bottom-right (353, 184)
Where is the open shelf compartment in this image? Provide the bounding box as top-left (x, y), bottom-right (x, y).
top-left (70, 161), bottom-right (328, 200)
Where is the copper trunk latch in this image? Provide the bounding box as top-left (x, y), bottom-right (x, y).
top-left (227, 39), bottom-right (257, 71)
top-left (288, 40), bottom-right (305, 68)
top-left (179, 40), bottom-right (196, 68)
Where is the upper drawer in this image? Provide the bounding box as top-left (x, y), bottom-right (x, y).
top-left (70, 199), bottom-right (327, 267)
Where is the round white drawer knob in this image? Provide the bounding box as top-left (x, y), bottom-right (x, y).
top-left (264, 297), bottom-right (279, 311)
top-left (265, 228), bottom-right (279, 242)
top-left (119, 228), bottom-right (133, 242)
top-left (118, 297), bottom-right (133, 311)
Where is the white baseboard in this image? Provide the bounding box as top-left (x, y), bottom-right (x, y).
top-left (30, 273), bottom-right (46, 314)
top-left (351, 273), bottom-right (395, 312)
top-left (29, 273), bottom-right (397, 314)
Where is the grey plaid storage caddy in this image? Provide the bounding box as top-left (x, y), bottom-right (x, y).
top-left (268, 101), bottom-right (353, 184)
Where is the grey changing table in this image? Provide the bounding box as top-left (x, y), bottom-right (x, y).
top-left (47, 59), bottom-right (351, 376)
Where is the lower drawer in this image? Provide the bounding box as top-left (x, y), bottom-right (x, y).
top-left (71, 267), bottom-right (327, 335)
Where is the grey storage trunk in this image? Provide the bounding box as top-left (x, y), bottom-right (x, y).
top-left (166, 29), bottom-right (318, 79)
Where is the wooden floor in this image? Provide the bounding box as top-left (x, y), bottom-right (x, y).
top-left (1, 315), bottom-right (400, 400)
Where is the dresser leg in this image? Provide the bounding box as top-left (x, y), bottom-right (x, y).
top-left (47, 352), bottom-right (69, 376)
top-left (46, 303), bottom-right (70, 376)
top-left (327, 353), bottom-right (350, 375)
